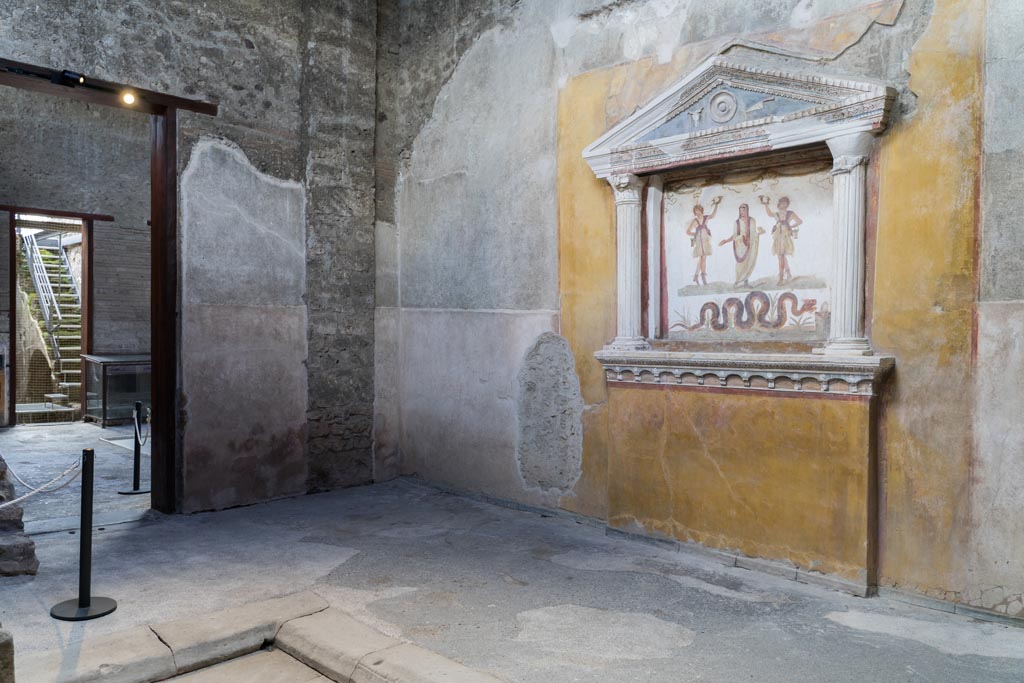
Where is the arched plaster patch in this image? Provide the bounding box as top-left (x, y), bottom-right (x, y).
top-left (180, 138), bottom-right (306, 309)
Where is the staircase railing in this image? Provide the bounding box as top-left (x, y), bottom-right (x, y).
top-left (59, 233), bottom-right (82, 304)
top-left (22, 233), bottom-right (62, 326)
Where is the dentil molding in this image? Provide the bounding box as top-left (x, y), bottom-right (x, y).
top-left (594, 349), bottom-right (894, 396)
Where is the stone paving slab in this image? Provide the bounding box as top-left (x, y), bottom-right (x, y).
top-left (5, 480), bottom-right (1024, 682)
top-left (0, 423), bottom-right (147, 524)
top-left (168, 649), bottom-right (326, 682)
top-left (150, 590), bottom-right (328, 674)
top-left (16, 625), bottom-right (175, 683)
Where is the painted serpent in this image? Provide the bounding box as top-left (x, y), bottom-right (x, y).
top-left (679, 291), bottom-right (817, 331)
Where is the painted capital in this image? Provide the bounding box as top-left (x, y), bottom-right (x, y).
top-left (608, 173), bottom-right (644, 204)
top-left (827, 132), bottom-right (874, 170)
top-left (830, 155), bottom-right (869, 175)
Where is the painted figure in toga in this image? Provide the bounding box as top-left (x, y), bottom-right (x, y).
top-left (719, 203), bottom-right (764, 287)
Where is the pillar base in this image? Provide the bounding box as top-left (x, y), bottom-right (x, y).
top-left (815, 339), bottom-right (874, 356)
top-left (606, 337), bottom-right (651, 352)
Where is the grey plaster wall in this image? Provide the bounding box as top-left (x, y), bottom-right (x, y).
top-left (967, 0), bottom-right (1024, 616)
top-left (981, 0), bottom-right (1024, 302)
top-left (180, 140), bottom-right (308, 512)
top-left (1, 0), bottom-right (377, 509)
top-left (0, 89), bottom-right (151, 353)
top-left (375, 0), bottom-right (933, 507)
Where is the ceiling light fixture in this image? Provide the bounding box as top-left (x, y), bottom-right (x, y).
top-left (121, 91), bottom-right (136, 105)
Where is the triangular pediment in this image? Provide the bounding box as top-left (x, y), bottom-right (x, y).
top-left (584, 57), bottom-right (895, 179)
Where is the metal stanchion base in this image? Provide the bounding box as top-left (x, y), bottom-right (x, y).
top-left (50, 597), bottom-right (117, 621)
top-left (116, 489), bottom-right (150, 496)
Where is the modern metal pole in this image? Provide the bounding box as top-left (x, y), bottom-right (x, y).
top-left (132, 401), bottom-right (141, 490)
top-left (119, 401), bottom-right (149, 495)
top-left (78, 447), bottom-right (93, 607)
top-left (51, 449), bottom-right (117, 621)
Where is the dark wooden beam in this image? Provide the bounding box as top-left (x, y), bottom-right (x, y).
top-left (149, 108), bottom-right (179, 513)
top-left (0, 58), bottom-right (217, 117)
top-left (0, 205), bottom-right (114, 223)
top-left (7, 211), bottom-right (15, 427)
top-left (81, 219), bottom-right (94, 357)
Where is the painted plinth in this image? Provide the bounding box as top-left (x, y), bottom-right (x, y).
top-left (607, 385), bottom-right (876, 585)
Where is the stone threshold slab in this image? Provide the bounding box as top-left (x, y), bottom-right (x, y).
top-left (277, 608), bottom-right (503, 682)
top-left (14, 591), bottom-right (505, 683)
top-left (16, 590), bottom-right (328, 682)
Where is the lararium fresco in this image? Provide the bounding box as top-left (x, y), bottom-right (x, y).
top-left (663, 163), bottom-right (833, 341)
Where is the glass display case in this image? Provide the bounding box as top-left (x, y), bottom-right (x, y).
top-left (82, 354), bottom-right (151, 426)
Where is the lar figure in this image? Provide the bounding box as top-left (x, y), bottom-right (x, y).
top-left (686, 196), bottom-right (722, 285)
top-left (719, 203), bottom-right (765, 288)
top-left (759, 195), bottom-right (803, 285)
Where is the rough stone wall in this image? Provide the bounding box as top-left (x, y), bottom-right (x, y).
top-left (0, 454), bottom-right (38, 576)
top-left (0, 89), bottom-right (151, 353)
top-left (0, 628), bottom-right (12, 683)
top-left (1, 0), bottom-right (377, 510)
top-left (303, 1), bottom-right (378, 490)
top-left (14, 289), bottom-right (52, 402)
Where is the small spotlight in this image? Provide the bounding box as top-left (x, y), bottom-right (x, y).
top-left (52, 70), bottom-right (84, 87)
top-left (121, 91), bottom-right (136, 105)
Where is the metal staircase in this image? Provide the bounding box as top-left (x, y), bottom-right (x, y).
top-left (20, 230), bottom-right (83, 410)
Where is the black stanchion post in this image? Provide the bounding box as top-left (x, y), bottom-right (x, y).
top-left (118, 401), bottom-right (149, 496)
top-left (51, 449), bottom-right (117, 621)
top-left (132, 400), bottom-right (141, 490)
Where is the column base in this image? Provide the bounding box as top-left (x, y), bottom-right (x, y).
top-left (815, 339), bottom-right (874, 356)
top-left (606, 336), bottom-right (651, 352)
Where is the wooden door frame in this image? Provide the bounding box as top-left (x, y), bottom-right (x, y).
top-left (0, 58), bottom-right (217, 513)
top-left (4, 206), bottom-right (109, 429)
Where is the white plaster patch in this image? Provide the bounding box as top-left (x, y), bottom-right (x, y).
top-left (515, 604), bottom-right (694, 662)
top-left (826, 611), bottom-right (1024, 658)
top-left (549, 16), bottom-right (578, 49)
top-left (551, 549), bottom-right (780, 603)
top-left (375, 524), bottom-right (450, 539)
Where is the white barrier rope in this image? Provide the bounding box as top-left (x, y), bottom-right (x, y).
top-left (134, 407), bottom-right (150, 447)
top-left (0, 457), bottom-right (83, 510)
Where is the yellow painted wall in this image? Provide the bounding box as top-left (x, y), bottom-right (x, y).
top-left (557, 0), bottom-right (982, 596)
top-left (608, 387), bottom-right (873, 581)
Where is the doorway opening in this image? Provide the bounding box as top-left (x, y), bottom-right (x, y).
top-left (0, 57), bottom-right (216, 518)
top-left (14, 212), bottom-right (89, 424)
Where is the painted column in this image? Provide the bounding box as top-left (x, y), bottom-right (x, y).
top-left (824, 132), bottom-right (874, 355)
top-left (608, 173), bottom-right (650, 350)
top-left (645, 175), bottom-right (664, 340)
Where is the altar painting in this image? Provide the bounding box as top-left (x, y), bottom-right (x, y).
top-left (664, 168), bottom-right (833, 341)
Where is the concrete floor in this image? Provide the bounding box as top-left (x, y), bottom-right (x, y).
top-left (2, 480), bottom-right (1023, 682)
top-left (0, 422), bottom-right (150, 526)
